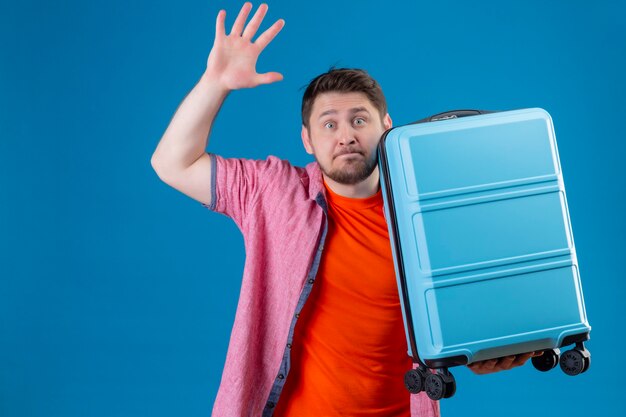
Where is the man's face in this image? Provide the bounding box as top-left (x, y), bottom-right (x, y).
top-left (301, 92), bottom-right (392, 186)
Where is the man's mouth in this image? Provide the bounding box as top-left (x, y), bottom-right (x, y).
top-left (334, 149), bottom-right (364, 159)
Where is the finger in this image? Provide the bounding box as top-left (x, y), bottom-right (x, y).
top-left (255, 71), bottom-right (284, 85)
top-left (467, 362), bottom-right (483, 373)
top-left (510, 352), bottom-right (533, 367)
top-left (255, 18), bottom-right (285, 50)
top-left (481, 359), bottom-right (498, 370)
top-left (469, 359), bottom-right (498, 374)
top-left (469, 364), bottom-right (492, 375)
top-left (495, 355), bottom-right (517, 370)
top-left (230, 2), bottom-right (253, 36)
top-left (242, 3), bottom-right (268, 39)
top-left (215, 10), bottom-right (226, 39)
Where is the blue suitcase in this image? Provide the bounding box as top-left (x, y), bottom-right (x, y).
top-left (378, 108), bottom-right (591, 400)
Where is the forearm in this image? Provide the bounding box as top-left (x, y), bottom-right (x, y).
top-left (151, 2), bottom-right (283, 193)
top-left (152, 72), bottom-right (229, 175)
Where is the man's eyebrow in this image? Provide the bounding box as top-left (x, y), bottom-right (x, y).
top-left (318, 109), bottom-right (338, 120)
top-left (317, 107), bottom-right (371, 120)
top-left (350, 107), bottom-right (370, 115)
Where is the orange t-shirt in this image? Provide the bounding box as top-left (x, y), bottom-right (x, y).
top-left (274, 182), bottom-right (412, 417)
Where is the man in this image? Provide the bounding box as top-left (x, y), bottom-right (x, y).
top-left (151, 3), bottom-right (539, 416)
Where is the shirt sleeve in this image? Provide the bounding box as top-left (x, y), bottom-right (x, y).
top-left (201, 153), bottom-right (290, 229)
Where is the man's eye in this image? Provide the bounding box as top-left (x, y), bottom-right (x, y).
top-left (324, 122), bottom-right (335, 129)
top-left (354, 118), bottom-right (366, 125)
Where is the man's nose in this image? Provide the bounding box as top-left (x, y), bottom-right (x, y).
top-left (337, 124), bottom-right (356, 145)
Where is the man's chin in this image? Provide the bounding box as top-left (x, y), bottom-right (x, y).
top-left (325, 164), bottom-right (377, 185)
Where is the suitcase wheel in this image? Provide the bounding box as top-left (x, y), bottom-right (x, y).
top-left (404, 367), bottom-right (428, 394)
top-left (531, 348), bottom-right (560, 372)
top-left (425, 369), bottom-right (456, 400)
top-left (560, 343), bottom-right (591, 376)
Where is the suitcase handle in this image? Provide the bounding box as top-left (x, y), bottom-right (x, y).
top-left (411, 109), bottom-right (495, 124)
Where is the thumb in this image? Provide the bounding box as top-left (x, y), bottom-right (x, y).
top-left (255, 71), bottom-right (283, 85)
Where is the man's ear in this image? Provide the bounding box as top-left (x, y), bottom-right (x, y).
top-left (301, 125), bottom-right (314, 155)
top-left (383, 113), bottom-right (393, 130)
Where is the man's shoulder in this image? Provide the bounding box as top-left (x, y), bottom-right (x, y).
top-left (218, 154), bottom-right (319, 180)
top-left (266, 155), bottom-right (320, 179)
top-left (261, 155), bottom-right (305, 173)
top-left (259, 155), bottom-right (322, 194)
top-left (265, 156), bottom-right (323, 203)
top-left (213, 153), bottom-right (322, 197)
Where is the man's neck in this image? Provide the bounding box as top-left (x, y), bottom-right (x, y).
top-left (322, 167), bottom-right (380, 199)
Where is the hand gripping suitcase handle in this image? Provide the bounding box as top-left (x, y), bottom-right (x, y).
top-left (411, 109), bottom-right (496, 124)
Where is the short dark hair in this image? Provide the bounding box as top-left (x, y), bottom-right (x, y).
top-left (301, 68), bottom-right (387, 127)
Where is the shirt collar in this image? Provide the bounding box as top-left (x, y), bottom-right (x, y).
top-left (303, 161), bottom-right (325, 202)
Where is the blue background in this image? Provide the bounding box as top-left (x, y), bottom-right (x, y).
top-left (1, 0), bottom-right (624, 416)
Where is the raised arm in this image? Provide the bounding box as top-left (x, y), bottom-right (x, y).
top-left (151, 2), bottom-right (284, 206)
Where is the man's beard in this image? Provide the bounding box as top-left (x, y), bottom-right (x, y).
top-left (317, 149), bottom-right (378, 185)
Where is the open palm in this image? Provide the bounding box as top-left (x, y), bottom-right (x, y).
top-left (206, 3), bottom-right (284, 90)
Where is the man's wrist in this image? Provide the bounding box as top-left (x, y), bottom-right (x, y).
top-left (199, 71), bottom-right (231, 98)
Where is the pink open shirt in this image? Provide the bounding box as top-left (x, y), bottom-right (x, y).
top-left (204, 153), bottom-right (439, 417)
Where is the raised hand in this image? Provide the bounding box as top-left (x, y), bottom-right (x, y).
top-left (205, 2), bottom-right (285, 90)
